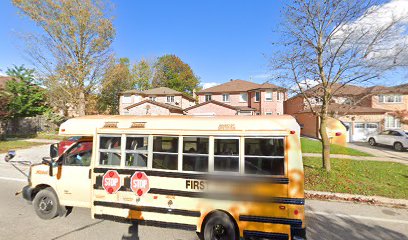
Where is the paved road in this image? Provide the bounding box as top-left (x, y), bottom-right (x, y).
top-left (0, 146), bottom-right (407, 240)
top-left (348, 142), bottom-right (408, 162)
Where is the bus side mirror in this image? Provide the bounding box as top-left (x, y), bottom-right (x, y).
top-left (4, 150), bottom-right (16, 162)
top-left (50, 143), bottom-right (59, 159)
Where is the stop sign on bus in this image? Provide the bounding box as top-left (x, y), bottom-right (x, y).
top-left (130, 171), bottom-right (150, 196)
top-left (102, 170), bottom-right (121, 194)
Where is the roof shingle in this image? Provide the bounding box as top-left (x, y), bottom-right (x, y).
top-left (198, 79), bottom-right (285, 94)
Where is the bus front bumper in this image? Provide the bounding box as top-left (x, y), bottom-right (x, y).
top-left (292, 227), bottom-right (307, 240)
top-left (22, 185), bottom-right (34, 202)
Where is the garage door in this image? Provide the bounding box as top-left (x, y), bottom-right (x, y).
top-left (352, 122), bottom-right (379, 142)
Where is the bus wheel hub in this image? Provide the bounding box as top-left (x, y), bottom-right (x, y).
top-left (39, 197), bottom-right (53, 212)
top-left (213, 224), bottom-right (225, 237)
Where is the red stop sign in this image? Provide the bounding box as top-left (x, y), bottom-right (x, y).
top-left (130, 171), bottom-right (150, 196)
top-left (102, 170), bottom-right (121, 194)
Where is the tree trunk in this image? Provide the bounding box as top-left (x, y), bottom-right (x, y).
top-left (319, 116), bottom-right (331, 172)
top-left (77, 92), bottom-right (86, 116)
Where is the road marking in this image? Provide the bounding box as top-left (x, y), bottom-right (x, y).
top-left (307, 210), bottom-right (408, 224)
top-left (0, 176), bottom-right (26, 182)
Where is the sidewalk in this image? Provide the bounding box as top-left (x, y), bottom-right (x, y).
top-left (303, 153), bottom-right (408, 165)
top-left (305, 190), bottom-right (408, 208)
top-left (21, 138), bottom-right (58, 144)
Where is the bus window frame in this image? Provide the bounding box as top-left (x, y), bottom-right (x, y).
top-left (151, 135), bottom-right (180, 172)
top-left (213, 136), bottom-right (241, 174)
top-left (243, 136), bottom-right (286, 177)
top-left (94, 132), bottom-right (288, 178)
top-left (181, 136), bottom-right (210, 173)
top-left (97, 134), bottom-right (123, 167)
top-left (124, 135), bottom-right (150, 169)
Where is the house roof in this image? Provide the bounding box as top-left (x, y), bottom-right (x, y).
top-left (292, 82), bottom-right (408, 101)
top-left (124, 99), bottom-right (184, 114)
top-left (300, 83), bottom-right (366, 97)
top-left (198, 79), bottom-right (286, 94)
top-left (301, 103), bottom-right (390, 115)
top-left (0, 76), bottom-right (14, 89)
top-left (121, 89), bottom-right (143, 94)
top-left (184, 100), bottom-right (239, 111)
top-left (249, 82), bottom-right (286, 92)
top-left (142, 87), bottom-right (181, 95)
top-left (364, 85), bottom-right (408, 95)
top-left (184, 100), bottom-right (256, 113)
top-left (120, 87), bottom-right (196, 101)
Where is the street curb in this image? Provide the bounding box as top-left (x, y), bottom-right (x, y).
top-left (305, 190), bottom-right (408, 208)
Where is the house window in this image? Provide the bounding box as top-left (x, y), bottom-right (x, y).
top-left (205, 94), bottom-right (212, 102)
top-left (277, 92), bottom-right (281, 101)
top-left (385, 115), bottom-right (401, 129)
top-left (255, 92), bottom-right (260, 102)
top-left (265, 91), bottom-right (273, 101)
top-left (379, 95), bottom-right (403, 103)
top-left (122, 95), bottom-right (132, 104)
top-left (149, 96), bottom-right (156, 101)
top-left (266, 112), bottom-right (272, 115)
top-left (222, 94), bottom-right (230, 102)
top-left (309, 97), bottom-right (323, 105)
top-left (240, 93), bottom-right (248, 102)
top-left (167, 96), bottom-right (175, 103)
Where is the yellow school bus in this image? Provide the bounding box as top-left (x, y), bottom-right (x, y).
top-left (23, 115), bottom-right (306, 240)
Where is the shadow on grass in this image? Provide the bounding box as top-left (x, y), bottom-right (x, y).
top-left (306, 205), bottom-right (407, 240)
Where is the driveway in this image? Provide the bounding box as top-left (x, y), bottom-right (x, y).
top-left (348, 142), bottom-right (408, 162)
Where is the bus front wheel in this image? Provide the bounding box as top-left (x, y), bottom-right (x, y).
top-left (203, 211), bottom-right (239, 240)
top-left (33, 187), bottom-right (60, 220)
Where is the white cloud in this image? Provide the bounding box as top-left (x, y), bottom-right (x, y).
top-left (333, 0), bottom-right (408, 64)
top-left (201, 82), bottom-right (219, 89)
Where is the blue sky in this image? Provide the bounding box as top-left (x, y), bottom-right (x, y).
top-left (0, 0), bottom-right (405, 87)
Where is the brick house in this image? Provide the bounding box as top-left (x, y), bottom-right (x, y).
top-left (119, 87), bottom-right (196, 115)
top-left (186, 79), bottom-right (287, 116)
top-left (285, 83), bottom-right (408, 142)
top-left (0, 76), bottom-right (14, 90)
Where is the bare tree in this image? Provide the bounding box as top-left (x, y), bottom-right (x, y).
top-left (13, 0), bottom-right (115, 116)
top-left (272, 0), bottom-right (408, 171)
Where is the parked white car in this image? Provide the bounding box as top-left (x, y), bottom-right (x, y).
top-left (368, 130), bottom-right (408, 151)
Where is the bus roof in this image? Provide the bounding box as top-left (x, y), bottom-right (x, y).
top-left (59, 115), bottom-right (299, 136)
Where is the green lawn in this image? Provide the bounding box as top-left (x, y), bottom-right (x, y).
top-left (35, 131), bottom-right (66, 140)
top-left (304, 157), bottom-right (408, 199)
top-left (0, 140), bottom-right (47, 153)
top-left (301, 137), bottom-right (372, 157)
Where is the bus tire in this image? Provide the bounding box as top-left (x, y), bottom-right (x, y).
top-left (33, 187), bottom-right (60, 220)
top-left (203, 211), bottom-right (239, 240)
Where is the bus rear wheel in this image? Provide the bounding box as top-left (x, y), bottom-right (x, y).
top-left (33, 187), bottom-right (59, 220)
top-left (203, 211), bottom-right (238, 240)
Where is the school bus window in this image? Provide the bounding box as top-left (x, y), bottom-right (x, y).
top-left (244, 138), bottom-right (285, 175)
top-left (99, 136), bottom-right (121, 166)
top-left (125, 136), bottom-right (149, 167)
top-left (64, 141), bottom-right (92, 166)
top-left (100, 136), bottom-right (121, 150)
top-left (214, 138), bottom-right (239, 172)
top-left (182, 137), bottom-right (209, 172)
top-left (152, 136), bottom-right (178, 170)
